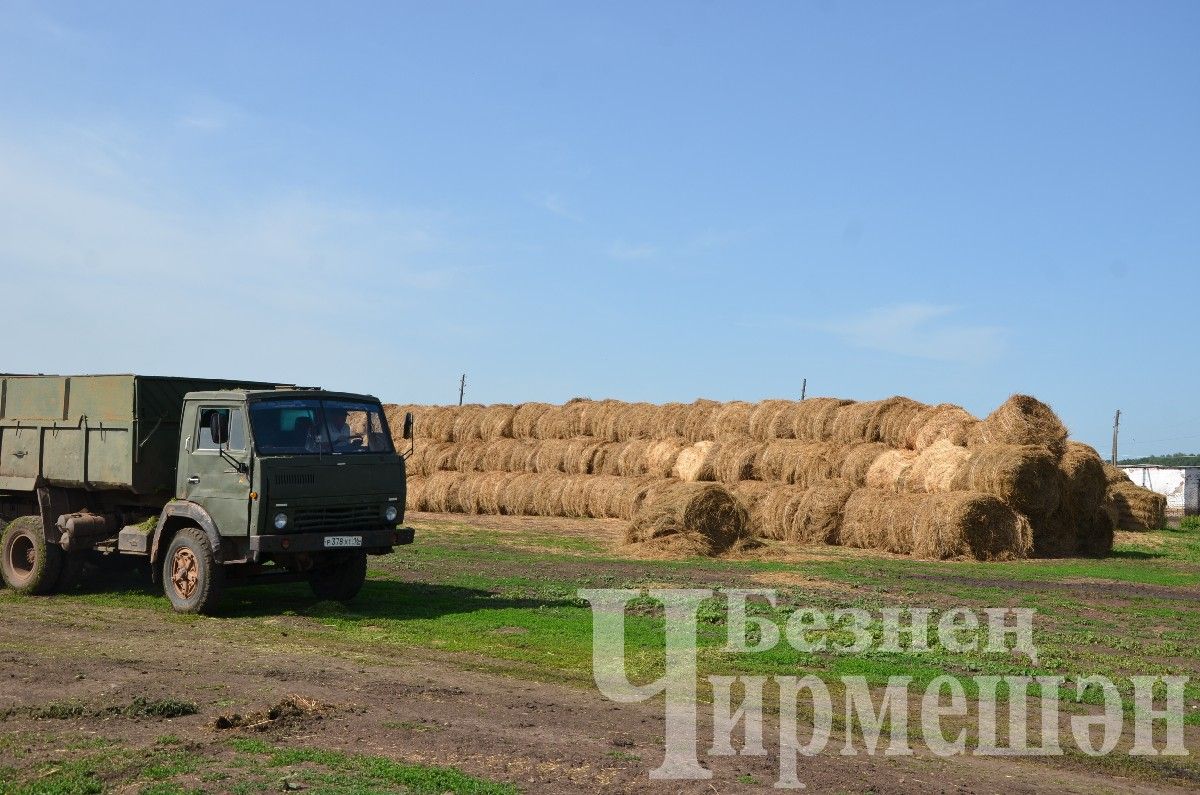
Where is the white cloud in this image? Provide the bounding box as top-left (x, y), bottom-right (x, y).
top-left (822, 303), bottom-right (1006, 362)
top-left (536, 192), bottom-right (580, 220)
top-left (0, 126), bottom-right (460, 385)
top-left (608, 240), bottom-right (658, 261)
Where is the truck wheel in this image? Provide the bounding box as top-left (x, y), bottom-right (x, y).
top-left (162, 527), bottom-right (222, 614)
top-left (309, 552), bottom-right (367, 602)
top-left (1, 516), bottom-right (63, 595)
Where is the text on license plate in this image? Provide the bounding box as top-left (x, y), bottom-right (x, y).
top-left (324, 535), bottom-right (363, 548)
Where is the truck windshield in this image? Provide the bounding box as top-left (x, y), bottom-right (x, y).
top-left (248, 399), bottom-right (394, 455)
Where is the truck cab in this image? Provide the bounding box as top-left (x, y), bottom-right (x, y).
top-left (154, 389), bottom-right (413, 612)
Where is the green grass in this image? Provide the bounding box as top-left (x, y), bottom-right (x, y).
top-left (2, 519), bottom-right (1198, 786)
top-left (0, 737), bottom-right (515, 795)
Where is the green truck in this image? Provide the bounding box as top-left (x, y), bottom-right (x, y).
top-left (0, 374), bottom-right (414, 614)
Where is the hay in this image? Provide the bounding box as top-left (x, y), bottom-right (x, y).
top-left (791, 479), bottom-right (855, 545)
top-left (830, 401), bottom-right (881, 444)
top-left (712, 401), bottom-right (754, 439)
top-left (754, 441), bottom-right (840, 486)
top-left (748, 400), bottom-right (797, 441)
top-left (903, 404), bottom-right (978, 449)
top-left (511, 403), bottom-right (556, 439)
top-left (1106, 480), bottom-right (1166, 532)
top-left (868, 397), bottom-right (929, 448)
top-left (864, 449), bottom-right (919, 491)
top-left (789, 398), bottom-right (852, 441)
top-left (672, 441), bottom-right (715, 482)
top-left (970, 394), bottom-right (1068, 455)
top-left (890, 441), bottom-right (1060, 521)
top-left (834, 442), bottom-right (888, 486)
top-left (1103, 463), bottom-right (1131, 484)
top-left (625, 481), bottom-right (749, 554)
top-left (841, 489), bottom-right (1032, 561)
top-left (682, 400), bottom-right (721, 442)
top-left (904, 440), bottom-right (972, 492)
top-left (1059, 442), bottom-right (1107, 522)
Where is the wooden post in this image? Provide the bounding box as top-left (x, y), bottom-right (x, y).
top-left (800, 378), bottom-right (807, 401)
top-left (1111, 409), bottom-right (1121, 465)
top-left (458, 374), bottom-right (466, 407)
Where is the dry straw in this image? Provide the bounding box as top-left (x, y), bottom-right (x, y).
top-left (841, 489), bottom-right (1032, 560)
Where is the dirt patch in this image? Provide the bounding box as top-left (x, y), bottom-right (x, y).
top-left (212, 694), bottom-right (333, 732)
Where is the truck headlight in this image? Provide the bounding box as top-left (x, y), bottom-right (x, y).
top-left (273, 512), bottom-right (288, 530)
top-left (384, 505), bottom-right (399, 523)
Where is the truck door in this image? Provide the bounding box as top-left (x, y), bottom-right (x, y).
top-left (178, 402), bottom-right (251, 537)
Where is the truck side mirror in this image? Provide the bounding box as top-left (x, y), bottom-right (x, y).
top-left (209, 411), bottom-right (230, 446)
top-left (402, 412), bottom-right (414, 440)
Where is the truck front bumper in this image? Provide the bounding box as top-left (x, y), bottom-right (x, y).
top-left (249, 526), bottom-right (414, 555)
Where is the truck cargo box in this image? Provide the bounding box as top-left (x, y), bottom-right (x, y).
top-left (0, 374), bottom-right (279, 495)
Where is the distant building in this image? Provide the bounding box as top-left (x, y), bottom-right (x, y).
top-left (1119, 466), bottom-right (1200, 516)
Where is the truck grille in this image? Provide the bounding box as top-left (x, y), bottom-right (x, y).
top-left (291, 504), bottom-right (378, 532)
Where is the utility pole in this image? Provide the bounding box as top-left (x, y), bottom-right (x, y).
top-left (1111, 409), bottom-right (1121, 465)
top-left (458, 373), bottom-right (466, 407)
top-left (800, 378), bottom-right (807, 401)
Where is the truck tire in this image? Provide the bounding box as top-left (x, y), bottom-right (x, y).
top-left (309, 551), bottom-right (367, 602)
top-left (162, 527), bottom-right (222, 614)
top-left (1, 516), bottom-right (63, 595)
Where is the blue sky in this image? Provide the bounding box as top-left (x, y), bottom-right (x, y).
top-left (0, 1), bottom-right (1196, 456)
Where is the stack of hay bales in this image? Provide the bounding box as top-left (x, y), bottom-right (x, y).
top-left (386, 394), bottom-right (1116, 560)
top-left (1101, 463), bottom-right (1167, 532)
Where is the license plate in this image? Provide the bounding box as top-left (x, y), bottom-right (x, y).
top-left (324, 535), bottom-right (363, 548)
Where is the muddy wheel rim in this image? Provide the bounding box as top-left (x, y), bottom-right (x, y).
top-left (171, 548), bottom-right (199, 600)
top-left (5, 534), bottom-right (35, 586)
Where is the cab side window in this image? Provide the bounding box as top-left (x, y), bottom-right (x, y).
top-left (197, 407), bottom-right (247, 451)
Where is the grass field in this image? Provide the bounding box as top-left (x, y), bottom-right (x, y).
top-left (0, 515), bottom-right (1197, 792)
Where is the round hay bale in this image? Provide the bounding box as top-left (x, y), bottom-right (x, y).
top-left (712, 401), bottom-right (754, 439)
top-left (835, 442), bottom-right (889, 486)
top-left (672, 441), bottom-right (716, 482)
top-left (952, 444), bottom-right (1060, 520)
top-left (654, 403), bottom-right (693, 439)
top-left (477, 404), bottom-right (516, 440)
top-left (531, 439), bottom-right (574, 474)
top-left (588, 400), bottom-right (626, 441)
top-left (1059, 442), bottom-right (1107, 520)
top-left (449, 405), bottom-right (486, 442)
top-left (1106, 480), bottom-right (1166, 531)
top-left (748, 400), bottom-right (797, 441)
top-left (710, 439), bottom-right (761, 483)
top-left (841, 489), bottom-right (1032, 560)
top-left (626, 481), bottom-right (749, 554)
top-left (868, 397), bottom-right (928, 448)
top-left (532, 405), bottom-right (572, 439)
top-left (645, 439), bottom-right (688, 478)
top-left (729, 481), bottom-right (775, 536)
top-left (789, 398), bottom-right (852, 441)
top-left (830, 401), bottom-right (882, 444)
top-left (904, 404), bottom-right (978, 449)
top-left (792, 479), bottom-right (855, 545)
top-left (422, 406), bottom-right (458, 443)
top-left (511, 403), bottom-right (555, 439)
top-left (754, 485), bottom-right (808, 541)
top-left (755, 441), bottom-right (839, 486)
top-left (615, 439), bottom-right (654, 477)
top-left (682, 400), bottom-right (721, 442)
top-left (904, 440), bottom-right (972, 492)
top-left (864, 449), bottom-right (919, 491)
top-left (971, 395), bottom-right (1068, 455)
top-left (613, 402), bottom-right (658, 441)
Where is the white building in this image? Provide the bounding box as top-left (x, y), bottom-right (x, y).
top-left (1119, 466), bottom-right (1200, 515)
